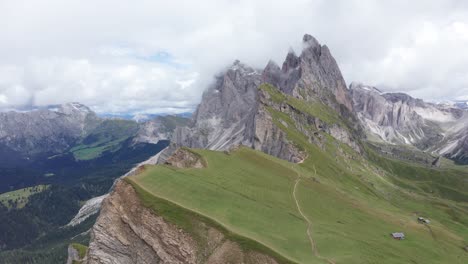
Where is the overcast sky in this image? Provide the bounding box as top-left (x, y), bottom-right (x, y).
top-left (1, 0), bottom-right (468, 114)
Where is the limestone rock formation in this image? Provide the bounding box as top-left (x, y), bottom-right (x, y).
top-left (134, 116), bottom-right (190, 144)
top-left (173, 60), bottom-right (261, 151)
top-left (174, 34), bottom-right (361, 162)
top-left (349, 82), bottom-right (468, 163)
top-left (263, 34), bottom-right (353, 112)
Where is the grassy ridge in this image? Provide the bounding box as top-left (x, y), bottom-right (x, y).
top-left (130, 148), bottom-right (319, 263)
top-left (125, 177), bottom-right (298, 264)
top-left (129, 146), bottom-right (467, 263)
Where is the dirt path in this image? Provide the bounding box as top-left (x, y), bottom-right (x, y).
top-left (424, 224), bottom-right (436, 240)
top-left (292, 167), bottom-right (336, 264)
top-left (293, 178), bottom-right (317, 254)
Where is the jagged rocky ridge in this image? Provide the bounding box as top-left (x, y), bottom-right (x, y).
top-left (0, 102), bottom-right (99, 156)
top-left (0, 102), bottom-right (185, 160)
top-left (349, 82), bottom-right (468, 163)
top-left (174, 34), bottom-right (361, 162)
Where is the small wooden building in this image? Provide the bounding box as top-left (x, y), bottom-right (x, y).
top-left (391, 232), bottom-right (405, 240)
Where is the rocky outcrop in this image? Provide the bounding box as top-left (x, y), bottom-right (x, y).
top-left (263, 34), bottom-right (353, 112)
top-left (258, 86), bottom-right (360, 155)
top-left (66, 244), bottom-right (81, 264)
top-left (165, 148), bottom-right (205, 168)
top-left (432, 156), bottom-right (441, 167)
top-left (253, 104), bottom-right (307, 163)
top-left (134, 116), bottom-right (190, 144)
top-left (85, 181), bottom-right (196, 264)
top-left (173, 60), bottom-right (261, 151)
top-left (66, 194), bottom-right (108, 227)
top-left (84, 180), bottom-right (280, 264)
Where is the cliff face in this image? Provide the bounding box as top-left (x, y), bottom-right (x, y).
top-left (349, 82), bottom-right (468, 162)
top-left (173, 60), bottom-right (261, 151)
top-left (134, 116), bottom-right (191, 144)
top-left (84, 180), bottom-right (279, 264)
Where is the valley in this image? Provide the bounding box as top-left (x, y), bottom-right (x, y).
top-left (0, 104), bottom-right (187, 263)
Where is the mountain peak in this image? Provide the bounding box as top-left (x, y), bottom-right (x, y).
top-left (349, 82), bottom-right (382, 94)
top-left (302, 34), bottom-right (321, 49)
top-left (228, 60), bottom-right (258, 76)
top-left (57, 102), bottom-right (94, 117)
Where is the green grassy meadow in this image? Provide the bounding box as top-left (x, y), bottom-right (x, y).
top-left (0, 185), bottom-right (49, 209)
top-left (129, 146), bottom-right (467, 263)
top-left (70, 119), bottom-right (139, 160)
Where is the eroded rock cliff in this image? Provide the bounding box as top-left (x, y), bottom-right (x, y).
top-left (349, 82), bottom-right (468, 162)
top-left (84, 180), bottom-right (280, 264)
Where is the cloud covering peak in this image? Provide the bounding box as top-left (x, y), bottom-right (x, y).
top-left (1, 0), bottom-right (468, 114)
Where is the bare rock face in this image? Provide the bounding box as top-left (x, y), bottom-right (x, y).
top-left (174, 60), bottom-right (261, 151)
top-left (133, 119), bottom-right (171, 144)
top-left (134, 116), bottom-right (190, 144)
top-left (165, 148), bottom-right (205, 168)
top-left (84, 180), bottom-right (279, 264)
top-left (253, 105), bottom-right (307, 163)
top-left (85, 181), bottom-right (197, 264)
top-left (349, 82), bottom-right (468, 162)
top-left (66, 194), bottom-right (108, 227)
top-left (66, 245), bottom-right (82, 264)
top-left (263, 34), bottom-right (353, 112)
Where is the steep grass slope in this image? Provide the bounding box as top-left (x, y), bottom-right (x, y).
top-left (129, 145), bottom-right (467, 263)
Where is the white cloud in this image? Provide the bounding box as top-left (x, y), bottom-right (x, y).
top-left (1, 0), bottom-right (468, 113)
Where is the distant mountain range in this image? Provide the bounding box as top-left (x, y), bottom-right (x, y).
top-left (350, 82), bottom-right (468, 163)
top-left (172, 35), bottom-right (468, 165)
top-left (0, 103), bottom-right (190, 262)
